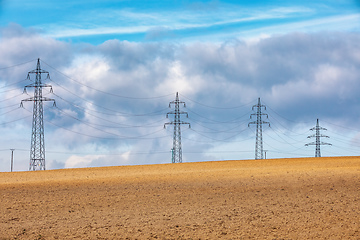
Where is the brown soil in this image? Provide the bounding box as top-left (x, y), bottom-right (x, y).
top-left (0, 156), bottom-right (359, 239)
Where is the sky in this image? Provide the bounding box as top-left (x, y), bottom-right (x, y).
top-left (0, 0), bottom-right (360, 171)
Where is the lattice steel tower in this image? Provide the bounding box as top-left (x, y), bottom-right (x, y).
top-left (21, 59), bottom-right (55, 170)
top-left (249, 98), bottom-right (270, 160)
top-left (164, 92), bottom-right (190, 163)
top-left (305, 118), bottom-right (331, 157)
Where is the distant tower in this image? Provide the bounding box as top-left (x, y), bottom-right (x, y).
top-left (305, 118), bottom-right (331, 157)
top-left (164, 92), bottom-right (190, 163)
top-left (21, 59), bottom-right (55, 171)
top-left (249, 98), bottom-right (270, 160)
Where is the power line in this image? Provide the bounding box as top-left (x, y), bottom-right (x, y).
top-left (45, 117), bottom-right (168, 140)
top-left (8, 148), bottom-right (255, 157)
top-left (189, 127), bottom-right (251, 142)
top-left (54, 105), bottom-right (165, 129)
top-left (189, 120), bottom-right (249, 134)
top-left (0, 92), bottom-right (25, 103)
top-left (0, 59), bottom-right (36, 71)
top-left (263, 101), bottom-right (313, 124)
top-left (186, 108), bottom-right (252, 124)
top-left (41, 59), bottom-right (175, 100)
top-left (49, 82), bottom-right (169, 117)
top-left (0, 79), bottom-right (29, 90)
top-left (267, 113), bottom-right (310, 136)
top-left (0, 87), bottom-right (24, 94)
top-left (0, 106), bottom-right (22, 117)
top-left (321, 119), bottom-right (360, 132)
top-left (180, 93), bottom-right (256, 109)
top-left (264, 129), bottom-right (306, 147)
top-left (20, 106), bottom-right (168, 140)
top-left (52, 92), bottom-right (168, 128)
top-left (0, 114), bottom-right (32, 126)
top-left (51, 106), bottom-right (167, 139)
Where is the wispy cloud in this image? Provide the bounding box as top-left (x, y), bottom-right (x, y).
top-left (2, 1), bottom-right (359, 43)
top-left (242, 14), bottom-right (360, 36)
top-left (43, 6), bottom-right (314, 40)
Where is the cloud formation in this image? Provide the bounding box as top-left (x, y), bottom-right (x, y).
top-left (1, 24), bottom-right (360, 171)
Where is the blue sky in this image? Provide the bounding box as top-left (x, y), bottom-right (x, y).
top-left (1, 0), bottom-right (359, 43)
top-left (0, 0), bottom-right (360, 171)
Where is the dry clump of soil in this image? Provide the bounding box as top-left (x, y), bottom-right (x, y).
top-left (0, 156), bottom-right (359, 239)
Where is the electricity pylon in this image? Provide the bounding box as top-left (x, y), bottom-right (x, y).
top-left (164, 92), bottom-right (190, 163)
top-left (249, 98), bottom-right (270, 160)
top-left (21, 58), bottom-right (55, 171)
top-left (305, 118), bottom-right (331, 157)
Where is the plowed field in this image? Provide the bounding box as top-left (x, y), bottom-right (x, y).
top-left (1, 157), bottom-right (359, 239)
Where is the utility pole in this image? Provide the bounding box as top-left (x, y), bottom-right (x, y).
top-left (10, 149), bottom-right (14, 172)
top-left (249, 98), bottom-right (270, 160)
top-left (21, 58), bottom-right (56, 171)
top-left (305, 118), bottom-right (331, 157)
top-left (164, 92), bottom-right (190, 163)
top-left (263, 150), bottom-right (268, 159)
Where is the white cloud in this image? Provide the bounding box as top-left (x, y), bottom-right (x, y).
top-left (1, 24), bottom-right (360, 171)
top-left (65, 155), bottom-right (105, 168)
top-left (241, 14), bottom-right (360, 38)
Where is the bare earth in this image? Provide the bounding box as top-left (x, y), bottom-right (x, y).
top-left (0, 157), bottom-right (359, 239)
